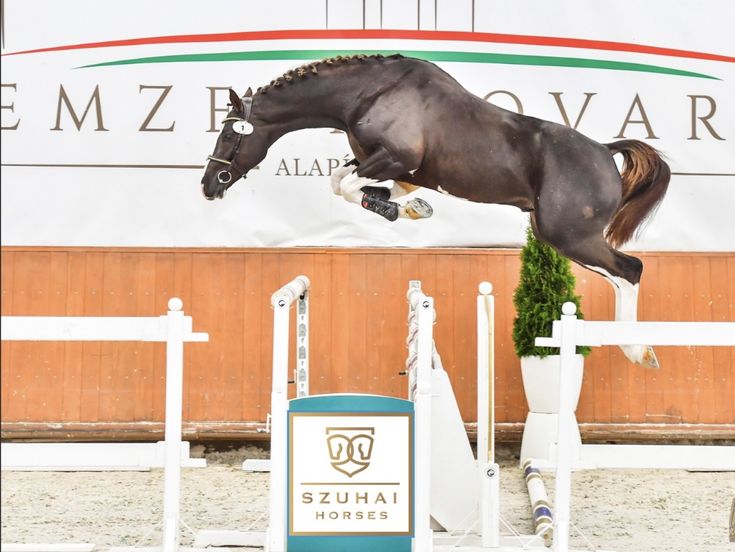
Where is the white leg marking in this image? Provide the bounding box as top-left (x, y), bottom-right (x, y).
top-left (339, 171), bottom-right (382, 205)
top-left (585, 265), bottom-right (655, 366)
top-left (585, 266), bottom-right (637, 323)
top-left (330, 165), bottom-right (353, 196)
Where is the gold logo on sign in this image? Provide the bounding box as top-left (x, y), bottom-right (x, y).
top-left (326, 427), bottom-right (375, 477)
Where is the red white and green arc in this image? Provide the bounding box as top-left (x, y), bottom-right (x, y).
top-left (2, 29), bottom-right (732, 79)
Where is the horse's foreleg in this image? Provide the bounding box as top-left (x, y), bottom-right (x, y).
top-left (338, 171), bottom-right (401, 220)
top-left (330, 163), bottom-right (355, 196)
top-left (350, 148), bottom-right (432, 221)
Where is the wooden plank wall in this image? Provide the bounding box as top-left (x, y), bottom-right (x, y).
top-left (1, 247), bottom-right (733, 438)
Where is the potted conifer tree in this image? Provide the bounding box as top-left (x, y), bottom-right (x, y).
top-left (512, 226), bottom-right (591, 464)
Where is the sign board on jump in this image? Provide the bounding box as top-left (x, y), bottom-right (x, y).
top-left (287, 394), bottom-right (414, 552)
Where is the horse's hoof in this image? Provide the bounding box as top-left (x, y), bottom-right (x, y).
top-left (640, 346), bottom-right (660, 369)
top-left (403, 198), bottom-right (433, 220)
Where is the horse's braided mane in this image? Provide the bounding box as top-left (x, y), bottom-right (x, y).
top-left (256, 53), bottom-right (404, 94)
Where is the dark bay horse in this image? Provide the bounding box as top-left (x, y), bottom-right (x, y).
top-left (201, 54), bottom-right (670, 368)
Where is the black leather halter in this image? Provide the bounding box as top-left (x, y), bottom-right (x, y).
top-left (207, 95), bottom-right (254, 185)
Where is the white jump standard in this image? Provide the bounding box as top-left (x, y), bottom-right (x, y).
top-left (197, 276), bottom-right (554, 552)
top-left (536, 303), bottom-right (735, 552)
top-left (0, 299), bottom-right (209, 552)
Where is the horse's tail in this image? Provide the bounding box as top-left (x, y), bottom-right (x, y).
top-left (604, 139), bottom-right (670, 248)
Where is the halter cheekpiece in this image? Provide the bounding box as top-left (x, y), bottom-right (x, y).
top-left (207, 94), bottom-right (254, 185)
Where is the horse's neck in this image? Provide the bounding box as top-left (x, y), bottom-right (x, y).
top-left (256, 76), bottom-right (358, 135)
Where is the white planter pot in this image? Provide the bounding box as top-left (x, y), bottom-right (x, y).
top-left (519, 354), bottom-right (584, 465)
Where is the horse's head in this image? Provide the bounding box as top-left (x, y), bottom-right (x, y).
top-left (201, 88), bottom-right (268, 200)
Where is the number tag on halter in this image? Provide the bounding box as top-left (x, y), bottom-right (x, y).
top-left (232, 120), bottom-right (254, 135)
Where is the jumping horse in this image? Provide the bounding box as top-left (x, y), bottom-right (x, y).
top-left (201, 54), bottom-right (670, 367)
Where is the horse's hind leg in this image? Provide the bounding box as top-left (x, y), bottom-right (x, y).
top-left (532, 215), bottom-right (658, 368)
top-left (587, 253), bottom-right (659, 369)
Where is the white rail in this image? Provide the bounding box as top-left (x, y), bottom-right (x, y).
top-left (536, 303), bottom-right (735, 552)
top-left (1, 298), bottom-right (208, 552)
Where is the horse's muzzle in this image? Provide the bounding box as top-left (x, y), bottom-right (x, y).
top-left (201, 173), bottom-right (245, 200)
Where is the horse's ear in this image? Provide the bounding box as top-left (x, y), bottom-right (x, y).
top-left (228, 89), bottom-right (243, 113)
top-left (244, 87), bottom-right (253, 98)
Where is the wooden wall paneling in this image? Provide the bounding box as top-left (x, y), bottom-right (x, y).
top-left (677, 255), bottom-right (700, 422)
top-left (710, 256), bottom-right (734, 423)
top-left (689, 256), bottom-right (714, 423)
top-left (502, 254), bottom-right (525, 423)
top-left (4, 250), bottom-right (33, 421)
top-left (399, 252), bottom-right (419, 285)
top-left (0, 251), bottom-right (14, 420)
top-left (10, 251), bottom-right (37, 420)
top-left (447, 254), bottom-right (473, 421)
top-left (257, 252), bottom-right (282, 399)
top-left (118, 250), bottom-right (146, 422)
top-left (242, 252), bottom-right (265, 421)
top-left (25, 252), bottom-right (56, 421)
top-left (308, 252), bottom-right (332, 397)
top-left (574, 267), bottom-right (598, 423)
top-left (328, 253), bottom-right (350, 394)
top-left (380, 254), bottom-right (405, 398)
top-left (100, 252), bottom-right (131, 421)
top-left (432, 254), bottom-right (455, 405)
top-left (153, 253), bottom-right (176, 422)
top-left (575, 267), bottom-right (607, 423)
top-left (171, 252), bottom-right (195, 423)
top-left (1, 248), bottom-right (733, 436)
top-left (79, 252), bottom-right (104, 421)
top-left (347, 254), bottom-right (368, 393)
top-left (188, 253), bottom-right (219, 420)
top-left (60, 252), bottom-right (85, 421)
top-left (727, 256), bottom-right (735, 424)
top-left (660, 256), bottom-right (692, 423)
top-left (221, 253), bottom-right (246, 422)
top-left (363, 253), bottom-right (385, 396)
top-left (132, 253), bottom-right (157, 422)
top-left (588, 270), bottom-right (614, 424)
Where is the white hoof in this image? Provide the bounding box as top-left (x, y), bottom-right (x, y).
top-left (622, 344), bottom-right (659, 369)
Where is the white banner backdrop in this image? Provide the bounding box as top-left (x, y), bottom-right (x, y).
top-left (1, 0), bottom-right (733, 250)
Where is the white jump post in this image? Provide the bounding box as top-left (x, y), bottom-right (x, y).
top-left (199, 278), bottom-right (552, 552)
top-left (476, 282), bottom-right (500, 548)
top-left (268, 275), bottom-right (311, 552)
top-left (0, 299), bottom-right (209, 552)
top-left (537, 304), bottom-right (735, 552)
top-left (406, 282), bottom-right (436, 552)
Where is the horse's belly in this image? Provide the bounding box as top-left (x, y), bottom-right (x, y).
top-left (420, 173), bottom-right (534, 211)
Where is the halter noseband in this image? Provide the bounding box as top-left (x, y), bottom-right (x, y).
top-left (207, 95), bottom-right (254, 185)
